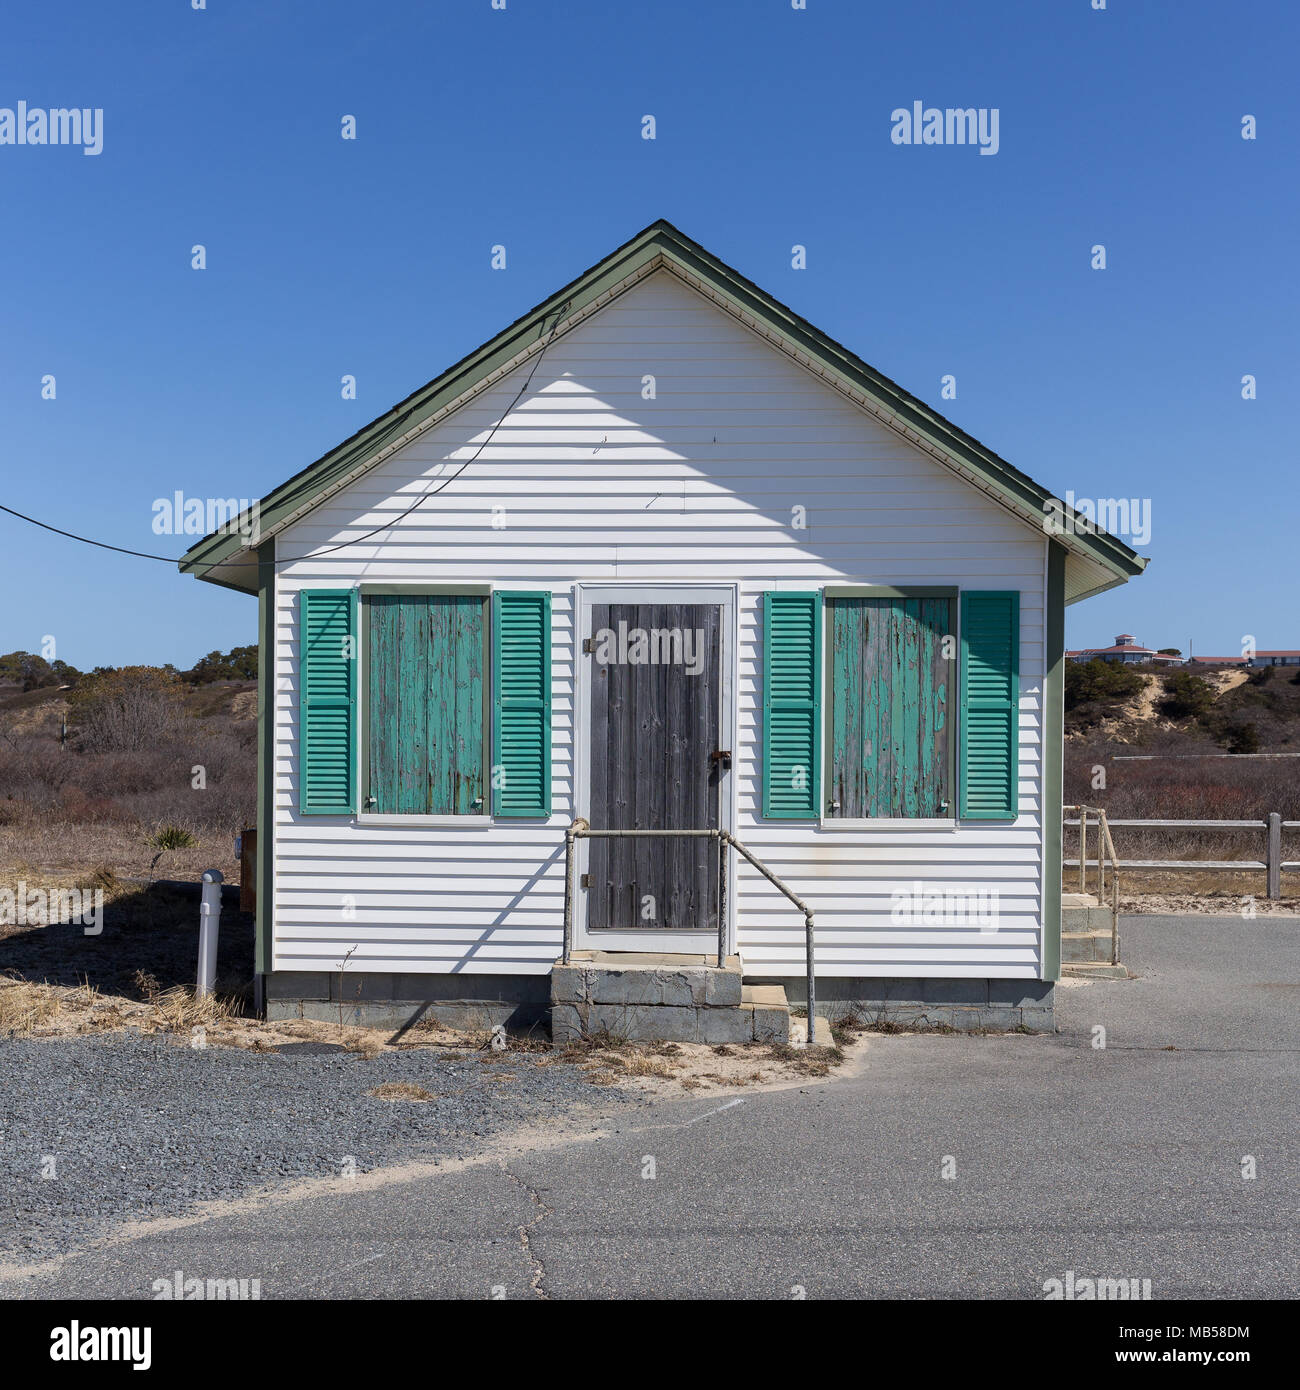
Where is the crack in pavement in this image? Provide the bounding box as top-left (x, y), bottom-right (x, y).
top-left (500, 1163), bottom-right (552, 1299)
top-left (0, 1113), bottom-right (621, 1289)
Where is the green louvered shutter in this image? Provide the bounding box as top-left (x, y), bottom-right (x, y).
top-left (959, 590), bottom-right (1020, 820)
top-left (299, 588), bottom-right (357, 815)
top-left (763, 591), bottom-right (822, 819)
top-left (493, 591), bottom-right (551, 818)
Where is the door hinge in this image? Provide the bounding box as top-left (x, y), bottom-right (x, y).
top-left (580, 873), bottom-right (591, 889)
top-left (582, 637), bottom-right (595, 653)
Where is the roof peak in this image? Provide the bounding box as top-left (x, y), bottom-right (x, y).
top-left (179, 221), bottom-right (1147, 598)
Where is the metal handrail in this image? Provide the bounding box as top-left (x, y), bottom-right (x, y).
top-left (1063, 804), bottom-right (1120, 964)
top-left (562, 818), bottom-right (817, 1038)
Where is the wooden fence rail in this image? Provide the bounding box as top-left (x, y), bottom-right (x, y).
top-left (1063, 812), bottom-right (1298, 900)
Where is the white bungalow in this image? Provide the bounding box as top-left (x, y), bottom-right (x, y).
top-left (180, 221), bottom-right (1146, 1037)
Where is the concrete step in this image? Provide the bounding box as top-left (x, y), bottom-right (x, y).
top-left (554, 951), bottom-right (743, 1006)
top-left (1062, 961), bottom-right (1130, 980)
top-left (551, 952), bottom-right (829, 1046)
top-left (1063, 904), bottom-right (1116, 932)
top-left (1061, 892), bottom-right (1124, 972)
top-left (788, 1012), bottom-right (834, 1047)
top-left (1062, 929), bottom-right (1117, 964)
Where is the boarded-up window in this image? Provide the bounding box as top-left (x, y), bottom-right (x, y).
top-left (826, 596), bottom-right (953, 819)
top-left (366, 594), bottom-right (487, 815)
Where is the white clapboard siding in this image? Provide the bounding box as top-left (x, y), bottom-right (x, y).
top-left (271, 269), bottom-right (1050, 979)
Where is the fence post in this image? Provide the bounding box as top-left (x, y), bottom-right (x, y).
top-left (197, 870), bottom-right (223, 997)
top-left (1267, 812), bottom-right (1281, 900)
top-left (1079, 811), bottom-right (1088, 894)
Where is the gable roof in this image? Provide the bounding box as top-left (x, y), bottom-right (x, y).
top-left (179, 219), bottom-right (1148, 600)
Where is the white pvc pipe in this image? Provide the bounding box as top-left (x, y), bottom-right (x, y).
top-left (197, 869), bottom-right (223, 997)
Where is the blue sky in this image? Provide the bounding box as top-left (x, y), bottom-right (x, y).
top-left (2, 0), bottom-right (1295, 669)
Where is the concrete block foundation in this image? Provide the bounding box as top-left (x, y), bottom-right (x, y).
top-left (754, 976), bottom-right (1057, 1033)
top-left (264, 970), bottom-right (550, 1033)
top-left (264, 965), bottom-right (1055, 1038)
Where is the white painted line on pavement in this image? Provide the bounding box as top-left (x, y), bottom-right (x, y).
top-left (684, 1098), bottom-right (745, 1126)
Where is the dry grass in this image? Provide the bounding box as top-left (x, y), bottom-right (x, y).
top-left (0, 971), bottom-right (246, 1039)
top-left (0, 678), bottom-right (255, 884)
top-left (366, 1081), bottom-right (435, 1102)
top-left (830, 1008), bottom-right (872, 1048)
top-left (536, 1028), bottom-right (855, 1091)
top-left (0, 822), bottom-right (241, 883)
top-left (149, 985), bottom-right (240, 1032)
top-left (0, 977), bottom-right (69, 1032)
top-left (596, 1053), bottom-right (674, 1079)
top-left (0, 852), bottom-right (863, 1094)
top-left (763, 1042), bottom-right (842, 1077)
top-left (0, 972), bottom-right (863, 1094)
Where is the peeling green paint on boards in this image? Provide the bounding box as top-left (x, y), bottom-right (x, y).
top-left (827, 596), bottom-right (952, 818)
top-left (366, 594), bottom-right (486, 815)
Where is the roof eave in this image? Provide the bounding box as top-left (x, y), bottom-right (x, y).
top-left (178, 218), bottom-right (1148, 594)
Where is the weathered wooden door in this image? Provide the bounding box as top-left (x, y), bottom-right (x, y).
top-left (587, 601), bottom-right (723, 933)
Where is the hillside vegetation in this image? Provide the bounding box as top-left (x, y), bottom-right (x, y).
top-left (1064, 661), bottom-right (1300, 900)
top-left (0, 649), bottom-right (256, 880)
top-left (3, 649), bottom-right (1295, 897)
top-left (1065, 659), bottom-right (1300, 752)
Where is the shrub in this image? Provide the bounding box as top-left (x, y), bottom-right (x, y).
top-left (180, 646), bottom-right (258, 684)
top-left (1064, 659), bottom-right (1147, 712)
top-left (1158, 671), bottom-right (1216, 720)
top-left (67, 667), bottom-right (183, 753)
top-left (58, 787), bottom-right (133, 823)
top-left (0, 650), bottom-right (69, 692)
top-left (149, 824), bottom-right (197, 850)
top-left (1223, 721), bottom-right (1261, 755)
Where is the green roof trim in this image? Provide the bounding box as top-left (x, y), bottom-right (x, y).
top-left (179, 219), bottom-right (1148, 594)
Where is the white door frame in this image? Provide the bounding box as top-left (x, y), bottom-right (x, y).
top-left (571, 582), bottom-right (737, 953)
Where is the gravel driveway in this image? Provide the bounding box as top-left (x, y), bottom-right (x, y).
top-left (0, 1033), bottom-right (632, 1263)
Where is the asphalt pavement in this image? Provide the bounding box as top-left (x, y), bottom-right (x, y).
top-left (2, 914), bottom-right (1296, 1300)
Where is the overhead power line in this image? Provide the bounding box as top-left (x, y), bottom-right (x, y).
top-left (0, 302), bottom-right (569, 577)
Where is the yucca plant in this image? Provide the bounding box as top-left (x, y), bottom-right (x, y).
top-left (146, 823), bottom-right (197, 884)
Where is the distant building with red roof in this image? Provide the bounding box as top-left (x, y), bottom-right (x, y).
top-left (1246, 651), bottom-right (1300, 668)
top-left (1068, 635), bottom-right (1296, 670)
top-left (1066, 634), bottom-right (1181, 666)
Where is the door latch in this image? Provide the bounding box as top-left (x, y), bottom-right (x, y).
top-left (710, 750), bottom-right (732, 769)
